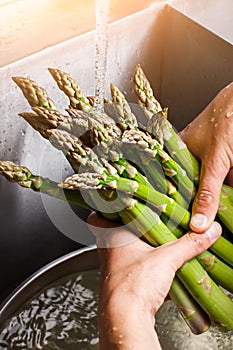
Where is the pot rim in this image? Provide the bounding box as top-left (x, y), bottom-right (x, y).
top-left (0, 244), bottom-right (99, 328)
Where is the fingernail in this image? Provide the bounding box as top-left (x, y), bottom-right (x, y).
top-left (206, 222), bottom-right (220, 241)
top-left (191, 214), bottom-right (207, 229)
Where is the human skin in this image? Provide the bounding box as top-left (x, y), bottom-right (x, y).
top-left (180, 82), bottom-right (233, 232)
top-left (87, 213), bottom-right (221, 350)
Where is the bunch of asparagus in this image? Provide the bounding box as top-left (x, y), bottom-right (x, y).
top-left (0, 65), bottom-right (233, 335)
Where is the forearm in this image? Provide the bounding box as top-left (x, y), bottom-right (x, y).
top-left (98, 288), bottom-right (162, 350)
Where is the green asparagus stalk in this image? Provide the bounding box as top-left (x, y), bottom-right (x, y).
top-left (0, 161), bottom-right (91, 209)
top-left (222, 184), bottom-right (233, 202)
top-left (147, 109), bottom-right (200, 180)
top-left (218, 188), bottom-right (233, 233)
top-left (197, 251), bottom-right (233, 293)
top-left (168, 278), bottom-right (211, 334)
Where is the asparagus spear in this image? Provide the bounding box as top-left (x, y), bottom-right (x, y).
top-left (110, 83), bottom-right (138, 130)
top-left (122, 127), bottom-right (196, 201)
top-left (169, 278), bottom-right (211, 334)
top-left (147, 109), bottom-right (200, 180)
top-left (0, 161), bottom-right (90, 209)
top-left (12, 77), bottom-right (57, 110)
top-left (133, 64), bottom-right (162, 119)
top-left (48, 68), bottom-right (92, 112)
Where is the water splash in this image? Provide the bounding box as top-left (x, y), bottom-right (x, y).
top-left (93, 0), bottom-right (109, 114)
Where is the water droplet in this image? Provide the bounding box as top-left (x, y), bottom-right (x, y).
top-left (226, 111), bottom-right (233, 118)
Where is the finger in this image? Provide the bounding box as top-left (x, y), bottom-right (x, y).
top-left (165, 222), bottom-right (222, 272)
top-left (87, 212), bottom-right (137, 248)
top-left (190, 155), bottom-right (229, 232)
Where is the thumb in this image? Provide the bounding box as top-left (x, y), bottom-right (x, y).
top-left (190, 156), bottom-right (229, 232)
top-left (166, 222), bottom-right (222, 271)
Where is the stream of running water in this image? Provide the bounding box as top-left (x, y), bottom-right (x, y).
top-left (93, 0), bottom-right (109, 114)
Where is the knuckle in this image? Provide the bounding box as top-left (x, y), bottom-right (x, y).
top-left (195, 189), bottom-right (214, 206)
top-left (186, 232), bottom-right (205, 255)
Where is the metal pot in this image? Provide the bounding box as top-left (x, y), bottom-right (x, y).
top-left (0, 246), bottom-right (232, 350)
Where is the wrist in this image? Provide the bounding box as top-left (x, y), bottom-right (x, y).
top-left (98, 286), bottom-right (161, 350)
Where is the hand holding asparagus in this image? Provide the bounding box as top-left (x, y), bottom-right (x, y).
top-left (0, 66), bottom-right (233, 335)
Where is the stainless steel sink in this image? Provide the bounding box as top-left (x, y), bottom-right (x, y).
top-left (0, 0), bottom-right (232, 308)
